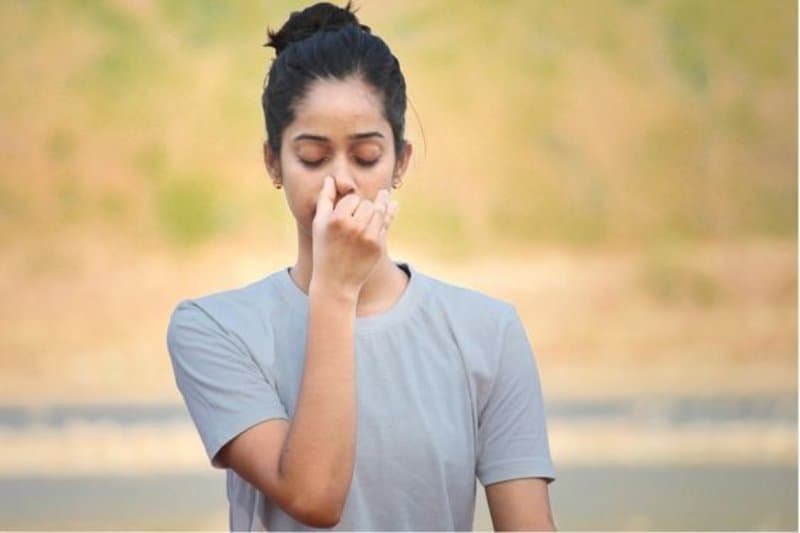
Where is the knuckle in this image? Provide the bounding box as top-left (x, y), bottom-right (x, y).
top-left (363, 238), bottom-right (381, 253)
top-left (329, 213), bottom-right (346, 230)
top-left (339, 217), bottom-right (356, 233)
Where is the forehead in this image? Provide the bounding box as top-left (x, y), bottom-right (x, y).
top-left (288, 76), bottom-right (388, 135)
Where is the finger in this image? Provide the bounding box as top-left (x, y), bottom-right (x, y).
top-left (363, 195), bottom-right (387, 240)
top-left (333, 193), bottom-right (362, 217)
top-left (372, 188), bottom-right (389, 206)
top-left (383, 200), bottom-right (398, 228)
top-left (315, 175), bottom-right (336, 218)
top-left (368, 188), bottom-right (390, 229)
top-left (378, 201), bottom-right (398, 241)
top-left (368, 189), bottom-right (389, 222)
top-left (352, 198), bottom-right (375, 228)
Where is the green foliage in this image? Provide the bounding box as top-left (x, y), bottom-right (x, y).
top-left (97, 190), bottom-right (128, 222)
top-left (663, 0), bottom-right (710, 92)
top-left (159, 0), bottom-right (237, 47)
top-left (64, 1), bottom-right (164, 122)
top-left (638, 242), bottom-right (721, 307)
top-left (47, 129), bottom-right (77, 163)
top-left (0, 181), bottom-right (29, 223)
top-left (0, 0), bottom-right (794, 256)
top-left (401, 197), bottom-right (473, 259)
top-left (134, 143), bottom-right (170, 184)
top-left (154, 173), bottom-right (238, 247)
top-left (55, 174), bottom-right (84, 224)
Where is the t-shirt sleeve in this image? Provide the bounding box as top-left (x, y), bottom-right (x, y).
top-left (476, 306), bottom-right (557, 486)
top-left (166, 299), bottom-right (289, 469)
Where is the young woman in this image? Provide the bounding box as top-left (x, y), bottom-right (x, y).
top-left (167, 2), bottom-right (557, 530)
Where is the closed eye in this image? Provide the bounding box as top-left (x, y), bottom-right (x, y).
top-left (355, 157), bottom-right (379, 167)
top-left (299, 157), bottom-right (327, 168)
top-left (298, 156), bottom-right (379, 168)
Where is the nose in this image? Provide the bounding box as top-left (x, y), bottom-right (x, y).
top-left (331, 167), bottom-right (357, 199)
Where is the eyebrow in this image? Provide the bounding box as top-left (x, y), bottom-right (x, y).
top-left (292, 131), bottom-right (384, 142)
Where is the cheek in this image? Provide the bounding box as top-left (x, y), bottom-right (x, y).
top-left (365, 153), bottom-right (395, 178)
top-left (374, 159), bottom-right (397, 186)
top-left (282, 168), bottom-right (322, 220)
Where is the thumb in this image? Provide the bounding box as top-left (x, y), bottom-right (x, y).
top-left (315, 175), bottom-right (336, 218)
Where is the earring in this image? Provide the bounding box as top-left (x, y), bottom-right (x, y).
top-left (274, 182), bottom-right (282, 189)
top-left (392, 179), bottom-right (403, 189)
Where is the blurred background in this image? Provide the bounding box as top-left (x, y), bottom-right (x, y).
top-left (0, 0), bottom-right (796, 529)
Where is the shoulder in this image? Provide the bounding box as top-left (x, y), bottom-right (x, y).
top-left (414, 267), bottom-right (517, 335)
top-left (167, 271), bottom-right (283, 339)
top-left (411, 267), bottom-right (528, 402)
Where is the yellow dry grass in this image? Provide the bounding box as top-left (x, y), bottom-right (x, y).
top-left (0, 228), bottom-right (794, 404)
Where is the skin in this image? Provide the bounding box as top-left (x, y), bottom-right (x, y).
top-left (264, 74), bottom-right (410, 311)
top-left (219, 73), bottom-right (412, 527)
top-left (486, 478), bottom-right (557, 531)
top-left (254, 74), bottom-right (556, 528)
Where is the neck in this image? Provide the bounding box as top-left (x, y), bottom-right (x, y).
top-left (289, 225), bottom-right (408, 316)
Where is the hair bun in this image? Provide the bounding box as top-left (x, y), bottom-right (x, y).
top-left (264, 1), bottom-right (371, 56)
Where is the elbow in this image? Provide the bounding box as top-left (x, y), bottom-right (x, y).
top-left (286, 490), bottom-right (345, 529)
top-left (532, 514), bottom-right (557, 531)
top-left (301, 509), bottom-right (343, 529)
top-left (272, 464), bottom-right (351, 528)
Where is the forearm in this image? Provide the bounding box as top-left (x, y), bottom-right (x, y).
top-left (278, 281), bottom-right (358, 521)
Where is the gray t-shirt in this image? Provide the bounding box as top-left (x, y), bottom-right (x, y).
top-left (166, 261), bottom-right (556, 531)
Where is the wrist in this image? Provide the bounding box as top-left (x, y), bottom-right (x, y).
top-left (309, 278), bottom-right (360, 305)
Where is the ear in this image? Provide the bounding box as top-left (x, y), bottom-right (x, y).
top-left (392, 141), bottom-right (413, 186)
top-left (263, 141), bottom-right (282, 186)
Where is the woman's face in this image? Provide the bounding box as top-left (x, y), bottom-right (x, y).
top-left (265, 75), bottom-right (411, 239)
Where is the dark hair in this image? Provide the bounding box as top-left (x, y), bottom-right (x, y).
top-left (262, 1), bottom-right (407, 159)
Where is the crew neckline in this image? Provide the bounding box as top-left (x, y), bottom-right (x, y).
top-left (274, 261), bottom-right (427, 334)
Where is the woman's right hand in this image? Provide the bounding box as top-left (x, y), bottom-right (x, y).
top-left (310, 175), bottom-right (399, 297)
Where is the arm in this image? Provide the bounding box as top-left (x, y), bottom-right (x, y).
top-left (476, 306), bottom-right (557, 530)
top-left (486, 478), bottom-right (556, 531)
top-left (216, 285), bottom-right (358, 528)
top-left (215, 181), bottom-right (393, 528)
top-left (282, 283), bottom-right (358, 523)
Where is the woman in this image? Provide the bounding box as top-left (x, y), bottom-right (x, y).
top-left (166, 2), bottom-right (557, 530)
